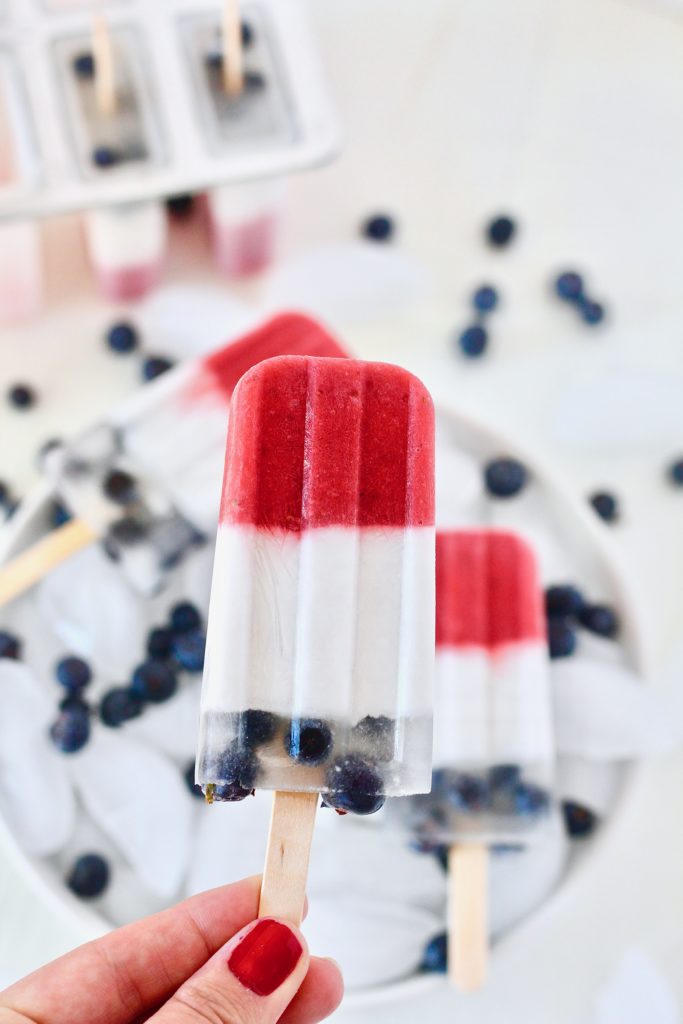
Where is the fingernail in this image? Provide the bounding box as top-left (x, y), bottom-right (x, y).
top-left (228, 920), bottom-right (303, 996)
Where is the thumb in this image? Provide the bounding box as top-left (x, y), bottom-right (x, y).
top-left (151, 918), bottom-right (309, 1024)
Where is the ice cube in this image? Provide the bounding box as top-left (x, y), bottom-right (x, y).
top-left (126, 681), bottom-right (201, 762)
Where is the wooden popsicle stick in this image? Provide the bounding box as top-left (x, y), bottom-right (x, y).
top-left (258, 791), bottom-right (318, 926)
top-left (92, 13), bottom-right (118, 117)
top-left (0, 519), bottom-right (97, 608)
top-left (448, 843), bottom-right (488, 992)
top-left (222, 0), bottom-right (245, 97)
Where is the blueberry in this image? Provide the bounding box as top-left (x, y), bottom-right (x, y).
top-left (554, 271), bottom-right (584, 301)
top-left (458, 324), bottom-right (488, 358)
top-left (545, 584), bottom-right (585, 618)
top-left (0, 480), bottom-right (9, 506)
top-left (172, 629), bottom-right (206, 672)
top-left (434, 846), bottom-right (449, 872)
top-left (100, 687), bottom-right (143, 727)
top-left (109, 516), bottom-right (148, 546)
top-left (66, 853), bottom-right (110, 898)
top-left (446, 772), bottom-right (488, 812)
top-left (421, 933), bottom-right (448, 973)
top-left (323, 754), bottom-right (385, 815)
top-left (184, 761), bottom-right (204, 799)
top-left (72, 52), bottom-right (95, 79)
top-left (512, 781), bottom-right (549, 816)
top-left (7, 383), bottom-right (36, 409)
top-left (147, 627), bottom-right (174, 659)
top-left (472, 284), bottom-right (498, 314)
top-left (142, 356), bottom-right (174, 382)
top-left (58, 694), bottom-right (89, 713)
top-left (562, 800), bottom-right (597, 838)
top-left (166, 194), bottom-right (195, 219)
top-left (239, 710), bottom-right (278, 748)
top-left (213, 743), bottom-right (259, 792)
top-left (130, 660), bottom-right (178, 703)
top-left (50, 500), bottom-right (72, 528)
top-left (667, 458), bottom-right (683, 487)
top-left (579, 297), bottom-right (605, 325)
top-left (106, 321), bottom-right (139, 354)
top-left (244, 70), bottom-right (266, 91)
top-left (484, 457), bottom-right (528, 498)
top-left (486, 215), bottom-right (516, 248)
top-left (352, 715), bottom-right (395, 761)
top-left (361, 214), bottom-right (395, 243)
top-left (170, 601), bottom-right (202, 634)
top-left (92, 146), bottom-right (120, 168)
top-left (103, 469), bottom-right (138, 505)
top-left (50, 706), bottom-right (91, 753)
top-left (55, 656), bottom-right (92, 692)
top-left (241, 20), bottom-right (255, 46)
top-left (204, 50), bottom-right (223, 70)
top-left (284, 719), bottom-right (333, 766)
top-left (578, 603), bottom-right (619, 639)
top-left (0, 630), bottom-right (21, 660)
top-left (547, 618), bottom-right (577, 659)
top-left (590, 491), bottom-right (619, 523)
top-left (488, 764), bottom-right (521, 790)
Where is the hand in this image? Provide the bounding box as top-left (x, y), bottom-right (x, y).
top-left (0, 876), bottom-right (343, 1024)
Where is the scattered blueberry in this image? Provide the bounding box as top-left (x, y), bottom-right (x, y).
top-left (146, 627), bottom-right (174, 659)
top-left (166, 194), bottom-right (195, 219)
top-left (486, 215), bottom-right (516, 248)
top-left (547, 618), bottom-right (577, 659)
top-left (55, 656), bottom-right (92, 692)
top-left (323, 755), bottom-right (385, 815)
top-left (184, 761), bottom-right (204, 799)
top-left (239, 709), bottom-right (278, 748)
top-left (7, 383), bottom-right (36, 410)
top-left (72, 52), bottom-right (95, 79)
top-left (562, 800), bottom-right (597, 838)
top-left (103, 469), bottom-right (138, 505)
top-left (579, 297), bottom-right (605, 325)
top-left (458, 324), bottom-right (488, 358)
top-left (555, 271), bottom-right (584, 301)
top-left (484, 457), bottom-right (528, 498)
top-left (446, 772), bottom-right (488, 812)
top-left (352, 715), bottom-right (395, 761)
top-left (578, 603), bottom-right (619, 639)
top-left (472, 284), bottom-right (498, 314)
top-left (512, 781), bottom-right (549, 816)
top-left (284, 719), bottom-right (333, 766)
top-left (92, 146), bottom-right (120, 169)
top-left (421, 933), bottom-right (448, 973)
top-left (100, 687), bottom-right (143, 727)
top-left (667, 458), bottom-right (683, 487)
top-left (142, 356), bottom-right (175, 382)
top-left (106, 321), bottom-right (139, 354)
top-left (50, 706), bottom-right (91, 753)
top-left (172, 629), bottom-right (206, 672)
top-left (361, 213), bottom-right (395, 243)
top-left (66, 853), bottom-right (110, 898)
top-left (170, 602), bottom-right (202, 634)
top-left (0, 630), bottom-right (21, 660)
top-left (58, 693), bottom-right (89, 713)
top-left (130, 660), bottom-right (178, 703)
top-left (590, 491), bottom-right (619, 523)
top-left (488, 764), bottom-right (522, 791)
top-left (545, 584), bottom-right (585, 618)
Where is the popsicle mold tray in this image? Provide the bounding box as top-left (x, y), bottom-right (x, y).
top-left (0, 0), bottom-right (341, 217)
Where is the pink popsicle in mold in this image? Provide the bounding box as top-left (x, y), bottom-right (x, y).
top-left (83, 201), bottom-right (167, 302)
top-left (207, 179), bottom-right (285, 278)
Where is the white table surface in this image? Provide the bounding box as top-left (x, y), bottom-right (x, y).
top-left (1, 0), bottom-right (683, 1020)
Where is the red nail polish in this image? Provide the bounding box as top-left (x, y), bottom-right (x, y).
top-left (228, 920), bottom-right (303, 997)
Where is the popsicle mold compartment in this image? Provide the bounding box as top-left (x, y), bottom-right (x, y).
top-left (197, 355), bottom-right (436, 810)
top-left (0, 50), bottom-right (40, 197)
top-left (44, 425), bottom-right (206, 595)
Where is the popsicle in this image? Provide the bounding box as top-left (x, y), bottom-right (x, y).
top-left (196, 354), bottom-right (435, 924)
top-left (84, 202), bottom-right (167, 302)
top-left (394, 529), bottom-right (553, 990)
top-left (0, 313), bottom-right (349, 605)
top-left (208, 179), bottom-right (285, 278)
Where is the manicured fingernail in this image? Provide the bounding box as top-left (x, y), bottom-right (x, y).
top-left (228, 920), bottom-right (303, 996)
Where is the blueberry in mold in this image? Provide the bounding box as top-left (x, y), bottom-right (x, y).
top-left (51, 500), bottom-right (72, 528)
top-left (241, 20), bottom-right (255, 46)
top-left (130, 660), bottom-right (178, 703)
top-left (484, 457), bottom-right (528, 498)
top-left (50, 706), bottom-right (91, 754)
top-left (458, 324), bottom-right (488, 358)
top-left (472, 284), bottom-right (499, 314)
top-left (421, 933), bottom-right (448, 973)
top-left (284, 719), bottom-right (333, 766)
top-left (667, 458), bottom-right (683, 487)
top-left (322, 754), bottom-right (386, 815)
top-left (66, 853), bottom-right (110, 898)
top-left (100, 687), bottom-right (144, 727)
top-left (170, 601), bottom-right (202, 634)
top-left (244, 70), bottom-right (266, 91)
top-left (7, 383), bottom-right (37, 410)
top-left (486, 215), bottom-right (516, 248)
top-left (562, 800), bottom-right (597, 838)
top-left (547, 617), bottom-right (577, 659)
top-left (166, 194), bottom-right (195, 219)
top-left (211, 743), bottom-right (259, 795)
top-left (0, 630), bottom-right (22, 660)
top-left (103, 469), bottom-right (138, 506)
top-left (239, 709), bottom-right (278, 748)
top-left (512, 781), bottom-right (549, 817)
top-left (142, 356), bottom-right (175, 382)
top-left (172, 629), bottom-right (206, 673)
top-left (578, 297), bottom-right (605, 326)
top-left (446, 772), bottom-right (488, 813)
top-left (109, 516), bottom-right (148, 547)
top-left (590, 491), bottom-right (619, 523)
top-left (92, 146), bottom-right (121, 169)
top-left (578, 603), bottom-right (619, 639)
top-left (106, 321), bottom-right (139, 354)
top-left (73, 52), bottom-right (96, 79)
top-left (147, 627), bottom-right (174, 659)
top-left (554, 271), bottom-right (584, 301)
top-left (488, 763), bottom-right (522, 791)
top-left (55, 656), bottom-right (92, 692)
top-left (545, 584), bottom-right (585, 619)
top-left (361, 213), bottom-right (395, 243)
top-left (353, 715), bottom-right (395, 761)
top-left (184, 761), bottom-right (204, 799)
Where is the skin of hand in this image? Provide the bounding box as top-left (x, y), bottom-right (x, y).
top-left (0, 876), bottom-right (343, 1024)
